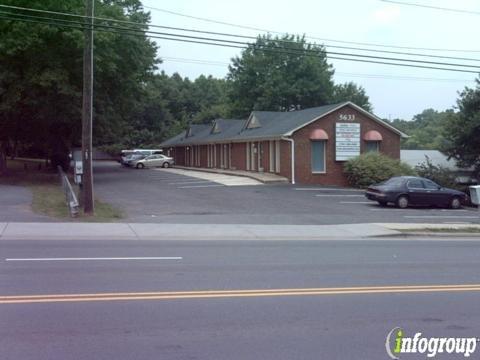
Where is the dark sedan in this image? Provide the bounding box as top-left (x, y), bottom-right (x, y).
top-left (365, 176), bottom-right (468, 209)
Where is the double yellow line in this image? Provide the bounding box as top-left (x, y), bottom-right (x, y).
top-left (2, 284), bottom-right (480, 304)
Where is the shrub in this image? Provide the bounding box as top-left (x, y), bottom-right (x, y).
top-left (415, 156), bottom-right (458, 189)
top-left (344, 153), bottom-right (416, 188)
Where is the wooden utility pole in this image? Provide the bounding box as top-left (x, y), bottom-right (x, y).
top-left (81, 0), bottom-right (95, 214)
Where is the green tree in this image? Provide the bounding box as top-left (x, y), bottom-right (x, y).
top-left (332, 82), bottom-right (372, 111)
top-left (443, 79), bottom-right (480, 173)
top-left (227, 34), bottom-right (335, 118)
top-left (0, 0), bottom-right (158, 170)
top-left (388, 109), bottom-right (452, 150)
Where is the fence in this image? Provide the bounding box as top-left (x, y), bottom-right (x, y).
top-left (57, 166), bottom-right (80, 217)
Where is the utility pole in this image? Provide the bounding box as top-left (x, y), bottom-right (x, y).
top-left (81, 0), bottom-right (95, 214)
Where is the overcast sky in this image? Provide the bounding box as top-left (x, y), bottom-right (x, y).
top-left (141, 0), bottom-right (479, 120)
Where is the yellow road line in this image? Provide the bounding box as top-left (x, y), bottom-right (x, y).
top-left (1, 284), bottom-right (480, 304)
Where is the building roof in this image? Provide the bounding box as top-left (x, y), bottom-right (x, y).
top-left (160, 102), bottom-right (407, 147)
top-left (400, 150), bottom-right (470, 171)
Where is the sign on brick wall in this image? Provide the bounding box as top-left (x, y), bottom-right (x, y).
top-left (335, 123), bottom-right (360, 161)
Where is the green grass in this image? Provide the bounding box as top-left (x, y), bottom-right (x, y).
top-left (2, 159), bottom-right (123, 222)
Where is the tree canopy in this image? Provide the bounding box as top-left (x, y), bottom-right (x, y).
top-left (227, 35), bottom-right (335, 117)
top-left (388, 109), bottom-right (453, 150)
top-left (0, 0), bottom-right (157, 169)
top-left (442, 79), bottom-right (480, 173)
top-left (0, 3), bottom-right (374, 170)
top-left (332, 82), bottom-right (372, 112)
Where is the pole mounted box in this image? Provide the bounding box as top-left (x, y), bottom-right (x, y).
top-left (469, 185), bottom-right (480, 206)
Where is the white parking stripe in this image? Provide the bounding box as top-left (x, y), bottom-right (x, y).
top-left (370, 208), bottom-right (469, 212)
top-left (295, 188), bottom-right (363, 192)
top-left (315, 194), bottom-right (364, 197)
top-left (370, 209), bottom-right (406, 211)
top-left (178, 184), bottom-right (225, 189)
top-left (404, 216), bottom-right (479, 219)
top-left (339, 201), bottom-right (373, 204)
top-left (5, 257), bottom-right (183, 262)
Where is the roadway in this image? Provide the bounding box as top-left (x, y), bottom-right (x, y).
top-left (2, 238), bottom-right (480, 359)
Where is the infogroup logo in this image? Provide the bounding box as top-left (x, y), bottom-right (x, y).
top-left (385, 327), bottom-right (479, 359)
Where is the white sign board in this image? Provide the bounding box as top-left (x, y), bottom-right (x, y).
top-left (336, 123), bottom-right (360, 161)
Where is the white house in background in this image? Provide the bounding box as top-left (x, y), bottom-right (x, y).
top-left (401, 149), bottom-right (478, 184)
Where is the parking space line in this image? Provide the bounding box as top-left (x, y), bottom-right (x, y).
top-left (339, 201), bottom-right (373, 204)
top-left (178, 184), bottom-right (225, 189)
top-left (315, 194), bottom-right (364, 197)
top-left (404, 216), bottom-right (478, 219)
top-left (295, 188), bottom-right (363, 192)
top-left (5, 257), bottom-right (183, 262)
top-left (370, 209), bottom-right (469, 212)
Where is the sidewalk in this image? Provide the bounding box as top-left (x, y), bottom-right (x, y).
top-left (0, 222), bottom-right (401, 240)
top-left (173, 166), bottom-right (289, 184)
top-left (2, 222), bottom-right (479, 241)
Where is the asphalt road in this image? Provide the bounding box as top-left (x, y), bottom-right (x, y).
top-left (0, 184), bottom-right (52, 222)
top-left (94, 161), bottom-right (480, 225)
top-left (2, 238), bottom-right (480, 359)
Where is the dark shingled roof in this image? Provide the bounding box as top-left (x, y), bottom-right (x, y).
top-left (160, 102), bottom-right (406, 146)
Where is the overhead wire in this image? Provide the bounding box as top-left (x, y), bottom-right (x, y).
top-left (160, 56), bottom-right (476, 83)
top-left (1, 3), bottom-right (480, 63)
top-left (381, 0), bottom-right (480, 16)
top-left (0, 8), bottom-right (479, 74)
top-left (143, 5), bottom-right (480, 53)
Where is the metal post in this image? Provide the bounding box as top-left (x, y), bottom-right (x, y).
top-left (81, 0), bottom-right (95, 214)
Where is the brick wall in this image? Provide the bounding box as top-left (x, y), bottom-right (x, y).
top-left (292, 104), bottom-right (401, 186)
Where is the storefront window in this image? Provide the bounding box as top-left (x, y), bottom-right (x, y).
top-left (311, 140), bottom-right (326, 173)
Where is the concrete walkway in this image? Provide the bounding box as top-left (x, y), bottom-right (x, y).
top-left (159, 168), bottom-right (262, 186)
top-left (0, 222), bottom-right (402, 240)
top-left (173, 166), bottom-right (289, 184)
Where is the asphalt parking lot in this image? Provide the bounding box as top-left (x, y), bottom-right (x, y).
top-left (93, 161), bottom-right (480, 225)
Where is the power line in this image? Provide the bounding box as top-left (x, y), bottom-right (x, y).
top-left (143, 4), bottom-right (480, 53)
top-left (1, 11), bottom-right (480, 74)
top-left (161, 56), bottom-right (476, 83)
top-left (2, 10), bottom-right (480, 73)
top-left (2, 3), bottom-right (479, 63)
top-left (381, 0), bottom-right (480, 15)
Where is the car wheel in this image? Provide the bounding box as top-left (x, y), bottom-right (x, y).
top-left (136, 163), bottom-right (144, 169)
top-left (378, 201), bottom-right (388, 207)
top-left (396, 195), bottom-right (409, 209)
top-left (162, 162), bottom-right (170, 168)
top-left (450, 196), bottom-right (461, 209)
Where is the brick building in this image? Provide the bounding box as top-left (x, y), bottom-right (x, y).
top-left (160, 102), bottom-right (407, 185)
